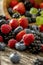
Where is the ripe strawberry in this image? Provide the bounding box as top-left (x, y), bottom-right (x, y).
top-left (16, 30), bottom-right (26, 41)
top-left (0, 36), bottom-right (3, 42)
top-left (23, 34), bottom-right (35, 46)
top-left (9, 19), bottom-right (19, 29)
top-left (39, 25), bottom-right (43, 32)
top-left (13, 2), bottom-right (26, 14)
top-left (40, 3), bottom-right (43, 8)
top-left (1, 24), bottom-right (12, 34)
top-left (8, 39), bottom-right (17, 48)
top-left (18, 17), bottom-right (28, 28)
top-left (10, 0), bottom-right (18, 8)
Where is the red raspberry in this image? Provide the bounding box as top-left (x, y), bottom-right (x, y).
top-left (23, 34), bottom-right (35, 46)
top-left (10, 0), bottom-right (18, 8)
top-left (0, 36), bottom-right (3, 42)
top-left (1, 24), bottom-right (12, 34)
top-left (18, 17), bottom-right (28, 28)
top-left (16, 30), bottom-right (26, 41)
top-left (8, 39), bottom-right (17, 48)
top-left (39, 25), bottom-right (43, 32)
top-left (9, 19), bottom-right (19, 29)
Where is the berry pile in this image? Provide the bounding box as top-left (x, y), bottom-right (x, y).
top-left (7, 0), bottom-right (43, 25)
top-left (34, 58), bottom-right (43, 65)
top-left (0, 15), bottom-right (43, 54)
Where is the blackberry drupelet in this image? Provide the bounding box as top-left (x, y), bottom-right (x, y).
top-left (24, 1), bottom-right (33, 10)
top-left (28, 42), bottom-right (41, 54)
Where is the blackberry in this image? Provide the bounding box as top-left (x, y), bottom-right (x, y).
top-left (3, 31), bottom-right (14, 43)
top-left (31, 17), bottom-right (36, 23)
top-left (24, 1), bottom-right (33, 10)
top-left (28, 43), bottom-right (41, 54)
top-left (27, 17), bottom-right (32, 23)
top-left (12, 13), bottom-right (21, 18)
top-left (25, 11), bottom-right (32, 17)
top-left (8, 8), bottom-right (13, 16)
top-left (34, 58), bottom-right (43, 65)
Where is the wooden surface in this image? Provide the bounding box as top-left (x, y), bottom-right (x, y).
top-left (0, 48), bottom-right (43, 65)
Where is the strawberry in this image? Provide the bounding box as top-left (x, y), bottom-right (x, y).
top-left (16, 30), bottom-right (26, 41)
top-left (39, 25), bottom-right (43, 32)
top-left (9, 19), bottom-right (19, 29)
top-left (1, 24), bottom-right (12, 34)
top-left (40, 3), bottom-right (43, 8)
top-left (10, 0), bottom-right (18, 8)
top-left (8, 39), bottom-right (17, 48)
top-left (13, 2), bottom-right (26, 14)
top-left (23, 34), bottom-right (35, 46)
top-left (18, 17), bottom-right (28, 28)
top-left (0, 36), bottom-right (3, 42)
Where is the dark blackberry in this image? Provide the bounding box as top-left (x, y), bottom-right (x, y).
top-left (8, 8), bottom-right (13, 16)
top-left (25, 11), bottom-right (32, 17)
top-left (27, 17), bottom-right (32, 23)
top-left (28, 43), bottom-right (41, 54)
top-left (3, 31), bottom-right (14, 44)
top-left (24, 1), bottom-right (33, 10)
top-left (12, 13), bottom-right (21, 18)
top-left (34, 58), bottom-right (43, 65)
top-left (31, 17), bottom-right (36, 23)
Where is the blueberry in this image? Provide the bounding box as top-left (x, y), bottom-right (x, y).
top-left (9, 53), bottom-right (20, 63)
top-left (8, 8), bottom-right (13, 16)
top-left (12, 13), bottom-right (21, 18)
top-left (15, 42), bottom-right (26, 51)
top-left (13, 26), bottom-right (23, 37)
top-left (24, 29), bottom-right (32, 34)
top-left (0, 42), bottom-right (6, 51)
top-left (0, 19), bottom-right (7, 26)
top-left (25, 11), bottom-right (32, 17)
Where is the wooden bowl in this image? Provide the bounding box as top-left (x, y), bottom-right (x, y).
top-left (3, 0), bottom-right (43, 19)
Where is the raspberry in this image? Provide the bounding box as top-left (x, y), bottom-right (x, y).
top-left (18, 17), bottom-right (28, 28)
top-left (8, 39), bottom-right (17, 48)
top-left (23, 34), bottom-right (35, 46)
top-left (0, 36), bottom-right (3, 42)
top-left (9, 19), bottom-right (19, 29)
top-left (1, 24), bottom-right (12, 34)
top-left (16, 30), bottom-right (26, 41)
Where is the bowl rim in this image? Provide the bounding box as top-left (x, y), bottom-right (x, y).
top-left (3, 0), bottom-right (12, 19)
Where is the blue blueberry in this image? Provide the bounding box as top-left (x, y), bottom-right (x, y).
top-left (13, 26), bottom-right (23, 37)
top-left (9, 53), bottom-right (20, 63)
top-left (15, 42), bottom-right (26, 51)
top-left (0, 42), bottom-right (6, 51)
